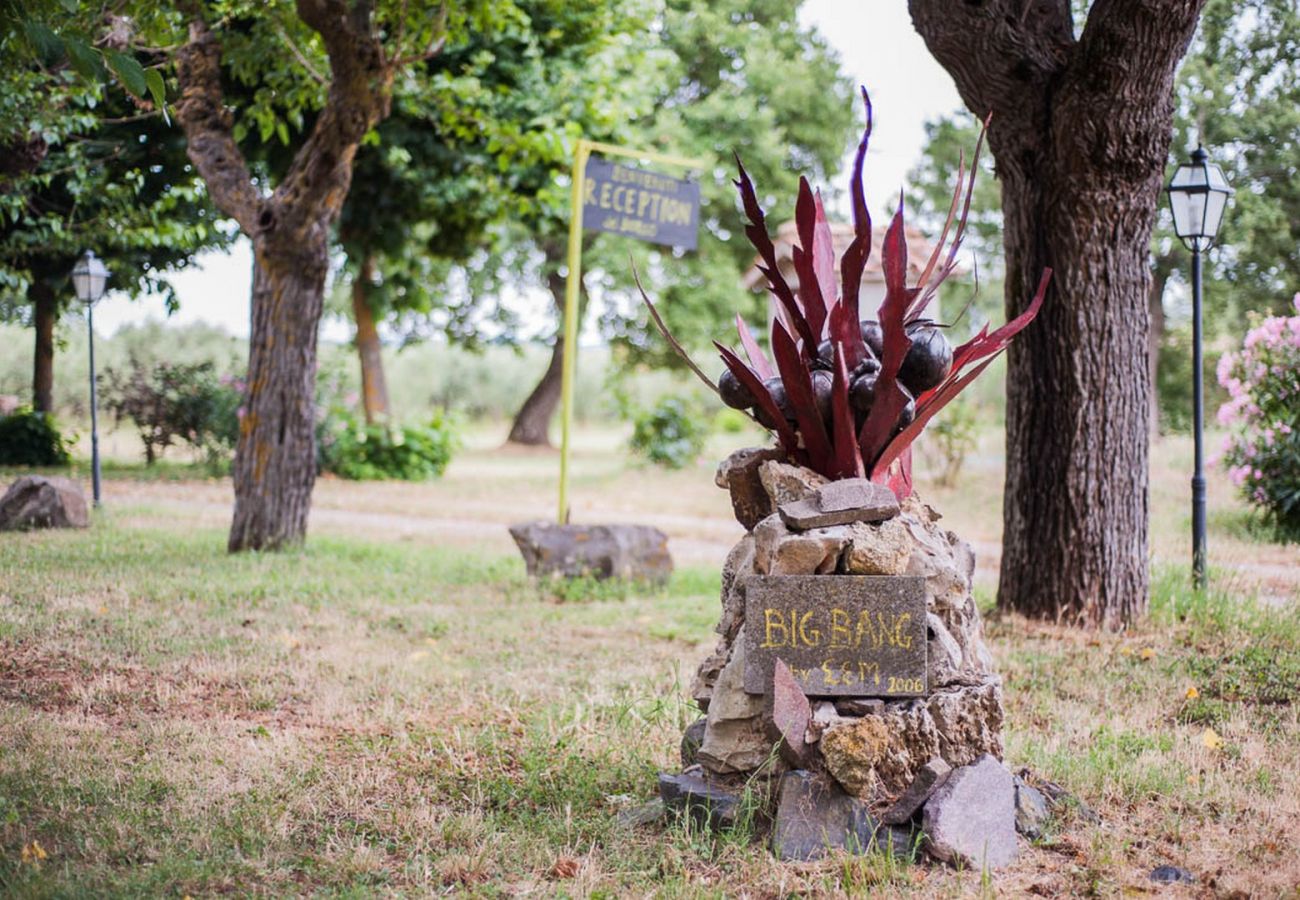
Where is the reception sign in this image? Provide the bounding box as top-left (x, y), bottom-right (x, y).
top-left (582, 158), bottom-right (700, 250)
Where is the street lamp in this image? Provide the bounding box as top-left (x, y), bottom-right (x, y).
top-left (1165, 146), bottom-right (1233, 590)
top-left (71, 250), bottom-right (109, 508)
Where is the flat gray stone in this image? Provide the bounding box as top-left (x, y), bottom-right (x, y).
top-left (770, 770), bottom-right (876, 861)
top-left (0, 476), bottom-right (88, 531)
top-left (778, 478), bottom-right (899, 531)
top-left (658, 770), bottom-right (741, 830)
top-left (1014, 775), bottom-right (1051, 839)
top-left (1149, 865), bottom-right (1196, 884)
top-left (922, 754), bottom-right (1018, 870)
top-left (717, 447), bottom-right (785, 530)
top-left (742, 575), bottom-right (927, 697)
top-left (882, 757), bottom-right (952, 825)
top-left (508, 521), bottom-right (672, 584)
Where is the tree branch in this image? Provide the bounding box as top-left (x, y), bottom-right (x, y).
top-left (173, 16), bottom-right (261, 235)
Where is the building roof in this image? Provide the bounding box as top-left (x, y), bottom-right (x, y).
top-left (740, 219), bottom-right (947, 292)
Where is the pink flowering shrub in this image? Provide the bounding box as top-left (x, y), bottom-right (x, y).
top-left (1217, 294), bottom-right (1300, 539)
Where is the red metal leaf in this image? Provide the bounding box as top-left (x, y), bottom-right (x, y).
top-left (827, 298), bottom-right (865, 372)
top-left (857, 201), bottom-right (914, 463)
top-left (831, 344), bottom-right (865, 479)
top-left (839, 87), bottom-right (873, 335)
top-left (735, 313), bottom-right (774, 380)
top-left (735, 156), bottom-right (817, 349)
top-left (812, 189), bottom-right (836, 312)
top-left (716, 341), bottom-right (803, 462)
top-left (771, 321), bottom-right (832, 472)
top-left (874, 356), bottom-right (998, 477)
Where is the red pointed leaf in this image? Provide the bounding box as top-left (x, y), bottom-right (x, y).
top-left (771, 321), bottom-right (832, 472)
top-left (831, 344), bottom-right (865, 478)
top-left (840, 87), bottom-right (873, 329)
top-left (858, 202), bottom-right (914, 462)
top-left (792, 244), bottom-right (827, 343)
top-left (812, 189), bottom-right (836, 311)
top-left (735, 313), bottom-right (774, 380)
top-left (735, 156), bottom-right (817, 349)
top-left (716, 342), bottom-right (803, 462)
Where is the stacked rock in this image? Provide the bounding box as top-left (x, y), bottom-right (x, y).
top-left (658, 447), bottom-right (1025, 870)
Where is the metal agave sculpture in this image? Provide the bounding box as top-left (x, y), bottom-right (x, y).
top-left (639, 88), bottom-right (1051, 500)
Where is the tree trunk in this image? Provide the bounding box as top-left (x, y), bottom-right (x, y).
top-left (507, 268), bottom-right (572, 446)
top-left (910, 0), bottom-right (1206, 628)
top-left (31, 282), bottom-right (56, 413)
top-left (227, 241), bottom-right (327, 552)
top-left (173, 9), bottom-right (405, 552)
top-left (351, 255), bottom-right (389, 424)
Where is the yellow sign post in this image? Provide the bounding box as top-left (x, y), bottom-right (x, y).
top-left (556, 139), bottom-right (706, 524)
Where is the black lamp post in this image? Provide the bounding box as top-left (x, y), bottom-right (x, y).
top-left (1165, 146), bottom-right (1233, 590)
top-left (71, 250), bottom-right (109, 508)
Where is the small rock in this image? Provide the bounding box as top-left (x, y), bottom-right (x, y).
top-left (697, 629), bottom-right (770, 775)
top-left (927, 681), bottom-right (1005, 766)
top-left (870, 822), bottom-right (922, 859)
top-left (842, 518), bottom-right (912, 575)
top-left (821, 706), bottom-right (940, 800)
top-left (0, 476), bottom-right (88, 531)
top-left (882, 757), bottom-right (951, 825)
top-left (758, 460), bottom-right (826, 507)
top-left (1013, 776), bottom-right (1051, 839)
top-left (834, 698), bottom-right (885, 718)
top-left (765, 660), bottom-right (813, 768)
top-left (753, 515), bottom-right (848, 576)
top-left (658, 771), bottom-right (741, 830)
top-left (717, 447), bottom-right (785, 529)
top-left (680, 717), bottom-right (707, 768)
top-left (1149, 865), bottom-right (1196, 884)
top-left (508, 522), bottom-right (672, 584)
top-left (770, 770), bottom-right (875, 861)
top-left (922, 754), bottom-right (1018, 870)
top-left (778, 478), bottom-right (900, 531)
top-left (616, 798), bottom-right (665, 828)
top-left (926, 613), bottom-right (966, 688)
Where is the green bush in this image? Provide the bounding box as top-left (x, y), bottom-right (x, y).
top-left (1157, 325), bottom-right (1229, 434)
top-left (101, 360), bottom-right (241, 468)
top-left (0, 407), bottom-right (72, 466)
top-left (628, 396), bottom-right (709, 469)
top-left (1217, 298), bottom-right (1300, 540)
top-left (318, 412), bottom-right (456, 481)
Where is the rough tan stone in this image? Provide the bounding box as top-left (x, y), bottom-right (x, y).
top-left (698, 628), bottom-right (772, 775)
top-left (758, 460), bottom-right (826, 507)
top-left (843, 518), bottom-right (912, 575)
top-left (753, 514), bottom-right (849, 576)
top-left (820, 705), bottom-right (940, 801)
top-left (927, 681), bottom-right (1004, 766)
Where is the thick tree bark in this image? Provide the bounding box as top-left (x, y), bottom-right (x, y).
top-left (507, 268), bottom-right (572, 446)
top-left (911, 0), bottom-right (1205, 627)
top-left (30, 282), bottom-right (56, 413)
top-left (351, 255), bottom-right (389, 424)
top-left (174, 4), bottom-right (402, 551)
top-left (507, 260), bottom-right (590, 447)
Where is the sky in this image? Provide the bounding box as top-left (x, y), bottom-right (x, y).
top-left (91, 3), bottom-right (965, 341)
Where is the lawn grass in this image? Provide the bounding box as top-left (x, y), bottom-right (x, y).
top-left (2, 494), bottom-right (1297, 898)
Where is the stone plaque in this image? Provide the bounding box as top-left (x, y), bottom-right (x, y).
top-left (743, 575), bottom-right (927, 697)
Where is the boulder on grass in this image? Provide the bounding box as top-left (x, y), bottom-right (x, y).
top-left (508, 521), bottom-right (672, 584)
top-left (0, 476), bottom-right (88, 531)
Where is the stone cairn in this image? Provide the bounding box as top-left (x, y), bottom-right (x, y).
top-left (657, 447), bottom-right (1042, 869)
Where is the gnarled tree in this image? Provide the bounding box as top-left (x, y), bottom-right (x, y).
top-left (909, 0), bottom-right (1207, 627)
top-left (172, 0), bottom-right (453, 551)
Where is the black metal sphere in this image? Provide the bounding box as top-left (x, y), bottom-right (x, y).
top-left (810, 369), bottom-right (834, 422)
top-left (848, 370), bottom-right (878, 414)
top-left (718, 367), bottom-right (756, 410)
top-left (898, 325), bottom-right (953, 394)
top-left (860, 319), bottom-right (884, 358)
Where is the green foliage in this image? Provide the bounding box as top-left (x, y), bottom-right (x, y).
top-left (1216, 303), bottom-right (1300, 540)
top-left (628, 395), bottom-right (709, 469)
top-left (0, 406), bottom-right (71, 466)
top-left (318, 413), bottom-right (457, 482)
top-left (101, 360), bottom-right (240, 467)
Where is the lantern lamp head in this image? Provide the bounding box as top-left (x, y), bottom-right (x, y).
top-left (1166, 146), bottom-right (1233, 252)
top-left (71, 250), bottom-right (109, 305)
